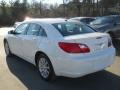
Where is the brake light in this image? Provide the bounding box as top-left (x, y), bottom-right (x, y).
top-left (58, 42), bottom-right (90, 53)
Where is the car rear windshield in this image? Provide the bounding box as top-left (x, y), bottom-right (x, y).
top-left (52, 22), bottom-right (95, 36)
top-left (91, 17), bottom-right (114, 25)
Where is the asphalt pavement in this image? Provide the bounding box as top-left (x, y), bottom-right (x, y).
top-left (0, 27), bottom-right (120, 90)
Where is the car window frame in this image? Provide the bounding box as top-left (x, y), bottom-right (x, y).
top-left (14, 23), bottom-right (29, 35)
top-left (52, 22), bottom-right (96, 37)
top-left (26, 23), bottom-right (47, 37)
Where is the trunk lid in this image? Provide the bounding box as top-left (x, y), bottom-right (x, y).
top-left (64, 33), bottom-right (109, 53)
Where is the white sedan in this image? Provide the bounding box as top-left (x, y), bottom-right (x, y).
top-left (4, 18), bottom-right (116, 81)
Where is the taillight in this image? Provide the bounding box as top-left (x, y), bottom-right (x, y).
top-left (108, 38), bottom-right (112, 47)
top-left (58, 42), bottom-right (90, 53)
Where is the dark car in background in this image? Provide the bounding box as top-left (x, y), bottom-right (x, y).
top-left (90, 15), bottom-right (120, 39)
top-left (70, 17), bottom-right (95, 24)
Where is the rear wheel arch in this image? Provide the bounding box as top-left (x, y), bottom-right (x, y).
top-left (35, 51), bottom-right (56, 81)
top-left (35, 51), bottom-right (52, 66)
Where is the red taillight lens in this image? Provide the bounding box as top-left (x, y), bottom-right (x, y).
top-left (58, 42), bottom-right (90, 53)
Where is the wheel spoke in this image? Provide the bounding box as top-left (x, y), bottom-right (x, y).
top-left (38, 57), bottom-right (50, 78)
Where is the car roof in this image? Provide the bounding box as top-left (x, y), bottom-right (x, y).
top-left (100, 15), bottom-right (120, 18)
top-left (70, 17), bottom-right (94, 20)
top-left (24, 18), bottom-right (67, 24)
top-left (23, 18), bottom-right (84, 25)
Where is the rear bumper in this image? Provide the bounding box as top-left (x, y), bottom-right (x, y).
top-left (54, 47), bottom-right (116, 78)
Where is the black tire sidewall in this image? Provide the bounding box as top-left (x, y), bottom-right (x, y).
top-left (37, 54), bottom-right (55, 81)
top-left (4, 41), bottom-right (12, 57)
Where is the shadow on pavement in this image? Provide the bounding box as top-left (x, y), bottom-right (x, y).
top-left (112, 39), bottom-right (120, 56)
top-left (6, 56), bottom-right (120, 90)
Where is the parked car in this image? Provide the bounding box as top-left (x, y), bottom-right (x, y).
top-left (13, 22), bottom-right (22, 28)
top-left (4, 18), bottom-right (115, 81)
top-left (90, 15), bottom-right (120, 39)
top-left (70, 17), bottom-right (96, 24)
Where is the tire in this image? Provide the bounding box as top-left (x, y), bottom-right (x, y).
top-left (37, 54), bottom-right (56, 81)
top-left (4, 41), bottom-right (12, 57)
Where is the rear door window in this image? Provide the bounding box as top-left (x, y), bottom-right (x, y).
top-left (27, 23), bottom-right (40, 36)
top-left (26, 23), bottom-right (47, 37)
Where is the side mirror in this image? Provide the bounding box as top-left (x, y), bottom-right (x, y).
top-left (8, 30), bottom-right (15, 34)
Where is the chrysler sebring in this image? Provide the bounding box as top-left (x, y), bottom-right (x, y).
top-left (4, 18), bottom-right (116, 81)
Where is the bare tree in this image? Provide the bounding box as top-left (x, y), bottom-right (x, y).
top-left (1, 0), bottom-right (7, 15)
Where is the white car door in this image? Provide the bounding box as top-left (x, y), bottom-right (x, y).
top-left (8, 23), bottom-right (29, 56)
top-left (21, 23), bottom-right (47, 63)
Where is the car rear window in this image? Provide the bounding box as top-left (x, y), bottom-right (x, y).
top-left (91, 17), bottom-right (113, 25)
top-left (52, 22), bottom-right (95, 36)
